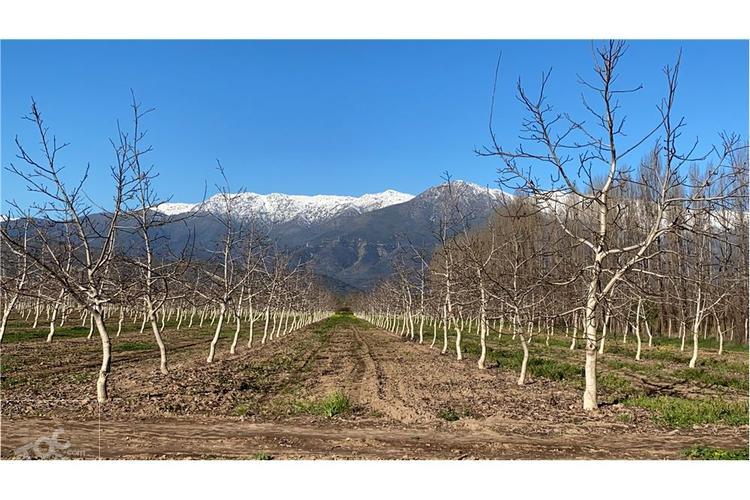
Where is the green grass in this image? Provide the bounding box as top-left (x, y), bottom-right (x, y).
top-left (308, 313), bottom-right (369, 336)
top-left (1, 324), bottom-right (91, 343)
top-left (251, 452), bottom-right (273, 460)
top-left (413, 323), bottom-right (747, 405)
top-left (293, 391), bottom-right (351, 418)
top-left (314, 391), bottom-right (351, 417)
top-left (599, 373), bottom-right (638, 399)
top-left (624, 395), bottom-right (749, 428)
top-left (682, 445), bottom-right (749, 460)
top-left (461, 334), bottom-right (587, 385)
top-left (0, 354), bottom-right (20, 388)
top-left (527, 357), bottom-right (583, 384)
top-left (675, 367), bottom-right (749, 392)
top-left (113, 341), bottom-right (155, 352)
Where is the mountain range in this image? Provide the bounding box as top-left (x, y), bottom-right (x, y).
top-left (152, 181), bottom-right (505, 293)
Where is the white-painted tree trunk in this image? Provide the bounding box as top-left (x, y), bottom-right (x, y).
top-left (246, 298), bottom-right (256, 348)
top-left (46, 290), bottom-right (65, 343)
top-left (582, 282), bottom-right (599, 411)
top-left (31, 293), bottom-right (41, 329)
top-left (92, 308), bottom-right (112, 403)
top-left (714, 311), bottom-right (724, 356)
top-left (116, 306), bottom-right (124, 337)
top-left (598, 309), bottom-right (610, 355)
top-left (680, 320), bottom-right (686, 352)
top-left (634, 298), bottom-right (643, 361)
top-left (569, 313), bottom-right (577, 350)
top-left (518, 334), bottom-right (529, 385)
top-left (261, 307), bottom-right (270, 344)
top-left (688, 290), bottom-right (703, 369)
top-left (207, 302), bottom-right (226, 363)
top-left (0, 293), bottom-right (20, 342)
top-left (441, 303), bottom-right (448, 355)
top-left (453, 316), bottom-right (463, 361)
top-left (430, 317), bottom-right (437, 348)
top-left (87, 314), bottom-right (94, 340)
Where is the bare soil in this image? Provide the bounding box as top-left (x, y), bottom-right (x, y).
top-left (1, 317), bottom-right (747, 459)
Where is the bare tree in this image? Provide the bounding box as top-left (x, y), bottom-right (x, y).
top-left (122, 94), bottom-right (196, 374)
top-left (2, 100), bottom-right (138, 402)
top-left (0, 220), bottom-right (32, 341)
top-left (480, 41), bottom-right (744, 409)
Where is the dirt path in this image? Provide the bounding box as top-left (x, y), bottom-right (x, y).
top-left (1, 318), bottom-right (747, 459)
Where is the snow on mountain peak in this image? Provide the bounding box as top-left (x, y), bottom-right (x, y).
top-left (155, 189), bottom-right (414, 224)
top-left (418, 180), bottom-right (508, 200)
top-left (154, 202), bottom-right (198, 216)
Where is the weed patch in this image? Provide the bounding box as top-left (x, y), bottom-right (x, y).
top-left (624, 396), bottom-right (749, 428)
top-left (437, 407), bottom-right (460, 421)
top-left (675, 367), bottom-right (748, 392)
top-left (294, 391), bottom-right (351, 418)
top-left (232, 403), bottom-right (253, 417)
top-left (683, 445), bottom-right (748, 460)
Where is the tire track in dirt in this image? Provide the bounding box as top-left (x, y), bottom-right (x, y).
top-left (3, 416), bottom-right (746, 460)
top-left (352, 326), bottom-right (423, 423)
top-left (296, 325), bottom-right (368, 404)
top-left (3, 317), bottom-right (748, 459)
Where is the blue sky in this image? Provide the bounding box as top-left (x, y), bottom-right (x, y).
top-left (1, 40), bottom-right (747, 209)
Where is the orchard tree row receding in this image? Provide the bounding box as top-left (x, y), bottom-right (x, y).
top-left (1, 97), bottom-right (336, 403)
top-left (353, 41), bottom-right (748, 411)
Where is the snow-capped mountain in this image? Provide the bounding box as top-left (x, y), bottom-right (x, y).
top-left (156, 189), bottom-right (414, 224)
top-left (138, 181), bottom-right (507, 291)
top-left (415, 180), bottom-right (508, 202)
top-left (155, 202), bottom-right (197, 216)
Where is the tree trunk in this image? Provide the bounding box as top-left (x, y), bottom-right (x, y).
top-left (0, 293), bottom-right (19, 342)
top-left (453, 316), bottom-right (463, 361)
top-left (430, 316), bottom-right (437, 348)
top-left (87, 314), bottom-right (94, 340)
top-left (116, 306), bottom-right (124, 337)
top-left (31, 294), bottom-right (41, 329)
top-left (598, 309), bottom-right (610, 355)
top-left (91, 308), bottom-right (111, 403)
top-left (418, 313), bottom-right (425, 344)
top-left (688, 292), bottom-right (702, 368)
top-left (680, 320), bottom-right (686, 352)
top-left (582, 286), bottom-right (599, 411)
top-left (714, 311), bottom-right (724, 356)
top-left (569, 313), bottom-right (577, 350)
top-left (441, 304), bottom-right (448, 355)
top-left (207, 302), bottom-right (226, 363)
top-left (247, 298), bottom-right (256, 348)
top-left (518, 334), bottom-right (529, 385)
top-left (634, 298), bottom-right (643, 361)
top-left (261, 307), bottom-right (270, 344)
top-left (150, 316), bottom-right (169, 374)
